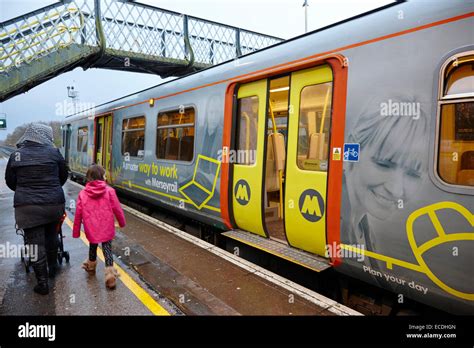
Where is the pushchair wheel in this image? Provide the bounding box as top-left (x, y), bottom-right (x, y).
top-left (20, 248), bottom-right (30, 272)
top-left (64, 251), bottom-right (70, 263)
top-left (57, 252), bottom-right (63, 265)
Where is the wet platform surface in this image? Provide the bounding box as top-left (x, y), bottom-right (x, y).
top-left (0, 151), bottom-right (355, 316)
top-left (0, 157), bottom-right (178, 316)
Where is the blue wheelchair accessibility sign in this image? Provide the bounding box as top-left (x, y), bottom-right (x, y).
top-left (343, 143), bottom-right (360, 162)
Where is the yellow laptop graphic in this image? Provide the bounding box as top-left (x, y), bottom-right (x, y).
top-left (179, 155), bottom-right (221, 210)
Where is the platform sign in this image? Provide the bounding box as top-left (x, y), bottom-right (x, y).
top-left (343, 143), bottom-right (360, 162)
top-left (0, 114), bottom-right (6, 130)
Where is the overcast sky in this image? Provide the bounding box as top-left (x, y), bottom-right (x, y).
top-left (0, 0), bottom-right (393, 139)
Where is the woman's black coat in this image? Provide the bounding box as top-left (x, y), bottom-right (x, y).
top-left (5, 141), bottom-right (69, 207)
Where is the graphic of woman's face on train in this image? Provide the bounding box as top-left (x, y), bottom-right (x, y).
top-left (346, 102), bottom-right (428, 221)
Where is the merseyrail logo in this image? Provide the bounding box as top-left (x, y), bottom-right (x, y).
top-left (234, 180), bottom-right (251, 205)
top-left (299, 189), bottom-right (325, 222)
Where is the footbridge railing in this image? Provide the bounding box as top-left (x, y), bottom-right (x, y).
top-left (0, 0), bottom-right (283, 101)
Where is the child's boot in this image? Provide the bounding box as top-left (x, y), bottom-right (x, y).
top-left (81, 259), bottom-right (97, 275)
top-left (105, 266), bottom-right (119, 289)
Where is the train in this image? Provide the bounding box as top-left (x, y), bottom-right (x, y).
top-left (61, 0), bottom-right (474, 315)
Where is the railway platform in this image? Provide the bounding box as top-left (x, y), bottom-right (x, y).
top-left (0, 150), bottom-right (359, 316)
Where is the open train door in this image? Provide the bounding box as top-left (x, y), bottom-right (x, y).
top-left (94, 113), bottom-right (113, 183)
top-left (223, 58), bottom-right (346, 265)
top-left (284, 65), bottom-right (335, 257)
top-left (231, 80), bottom-right (268, 237)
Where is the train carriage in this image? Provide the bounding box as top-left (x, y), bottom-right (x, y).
top-left (62, 0), bottom-right (474, 314)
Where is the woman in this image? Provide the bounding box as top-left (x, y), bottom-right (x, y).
top-left (340, 97), bottom-right (428, 286)
top-left (5, 123), bottom-right (68, 295)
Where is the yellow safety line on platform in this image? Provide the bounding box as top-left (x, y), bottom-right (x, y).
top-left (64, 217), bottom-right (170, 316)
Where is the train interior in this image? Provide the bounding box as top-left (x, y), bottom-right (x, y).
top-left (265, 76), bottom-right (290, 242)
top-left (156, 108), bottom-right (195, 162)
top-left (263, 73), bottom-right (332, 243)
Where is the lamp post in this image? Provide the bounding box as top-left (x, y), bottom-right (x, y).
top-left (303, 0), bottom-right (309, 33)
top-left (67, 83), bottom-right (79, 113)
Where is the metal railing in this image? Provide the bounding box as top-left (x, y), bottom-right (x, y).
top-left (0, 0), bottom-right (283, 99)
top-left (1, 5), bottom-right (89, 72)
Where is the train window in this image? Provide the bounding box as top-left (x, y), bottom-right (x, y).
top-left (297, 82), bottom-right (333, 171)
top-left (77, 126), bottom-right (88, 152)
top-left (236, 96), bottom-right (259, 165)
top-left (122, 116), bottom-right (146, 158)
top-left (437, 53), bottom-right (474, 187)
top-left (156, 108), bottom-right (195, 161)
top-left (443, 56), bottom-right (474, 98)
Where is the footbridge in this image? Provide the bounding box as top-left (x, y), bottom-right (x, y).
top-left (0, 0), bottom-right (283, 101)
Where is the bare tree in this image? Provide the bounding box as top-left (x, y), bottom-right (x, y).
top-left (2, 121), bottom-right (62, 147)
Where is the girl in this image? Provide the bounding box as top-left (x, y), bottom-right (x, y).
top-left (72, 164), bottom-right (126, 289)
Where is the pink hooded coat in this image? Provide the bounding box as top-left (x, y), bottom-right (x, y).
top-left (72, 180), bottom-right (126, 243)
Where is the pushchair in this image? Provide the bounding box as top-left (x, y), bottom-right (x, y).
top-left (16, 213), bottom-right (70, 273)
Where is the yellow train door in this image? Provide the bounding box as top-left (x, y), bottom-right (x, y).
top-left (103, 114), bottom-right (113, 183)
top-left (95, 114), bottom-right (113, 183)
top-left (231, 80), bottom-right (267, 237)
top-left (284, 65), bottom-right (334, 257)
